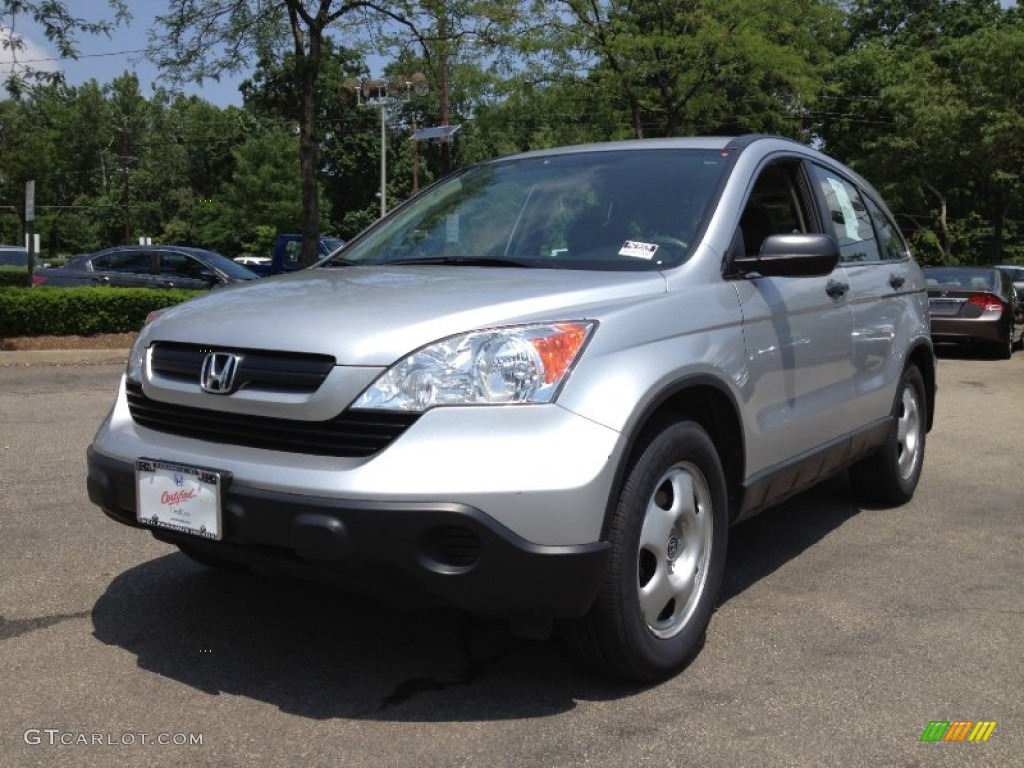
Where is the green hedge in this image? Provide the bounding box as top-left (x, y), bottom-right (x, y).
top-left (0, 286), bottom-right (203, 337)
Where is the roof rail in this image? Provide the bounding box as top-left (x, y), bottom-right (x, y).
top-left (723, 134), bottom-right (807, 155)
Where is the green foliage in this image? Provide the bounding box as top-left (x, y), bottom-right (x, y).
top-left (1, 0), bottom-right (1023, 271)
top-left (820, 0), bottom-right (1024, 265)
top-left (240, 38), bottom-right (376, 241)
top-left (526, 0), bottom-right (842, 140)
top-left (0, 287), bottom-right (201, 337)
top-left (193, 128), bottom-right (308, 256)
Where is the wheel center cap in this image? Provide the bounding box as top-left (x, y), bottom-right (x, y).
top-left (666, 535), bottom-right (679, 561)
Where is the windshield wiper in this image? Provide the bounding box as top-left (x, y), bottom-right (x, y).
top-left (321, 257), bottom-right (361, 267)
top-left (383, 256), bottom-right (536, 268)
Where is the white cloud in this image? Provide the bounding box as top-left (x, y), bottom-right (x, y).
top-left (0, 26), bottom-right (61, 76)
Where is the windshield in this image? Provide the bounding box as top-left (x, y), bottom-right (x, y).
top-left (924, 267), bottom-right (995, 291)
top-left (200, 250), bottom-right (259, 280)
top-left (326, 149), bottom-right (727, 271)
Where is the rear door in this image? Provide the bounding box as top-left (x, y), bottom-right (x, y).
top-left (805, 164), bottom-right (922, 426)
top-left (88, 249), bottom-right (155, 288)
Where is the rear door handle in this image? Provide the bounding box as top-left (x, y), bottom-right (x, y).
top-left (826, 279), bottom-right (849, 298)
top-left (889, 274), bottom-right (906, 290)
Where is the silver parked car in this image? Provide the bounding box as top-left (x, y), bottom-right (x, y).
top-left (87, 136), bottom-right (935, 681)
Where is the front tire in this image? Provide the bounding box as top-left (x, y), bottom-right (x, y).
top-left (561, 418), bottom-right (728, 682)
top-left (849, 364), bottom-right (927, 505)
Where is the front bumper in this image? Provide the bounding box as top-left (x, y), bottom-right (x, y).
top-left (87, 447), bottom-right (610, 619)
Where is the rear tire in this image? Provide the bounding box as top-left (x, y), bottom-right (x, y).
top-left (992, 333), bottom-right (1013, 359)
top-left (849, 365), bottom-right (927, 505)
top-left (561, 418), bottom-right (728, 682)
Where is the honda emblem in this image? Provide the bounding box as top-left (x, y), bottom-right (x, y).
top-left (200, 352), bottom-right (242, 394)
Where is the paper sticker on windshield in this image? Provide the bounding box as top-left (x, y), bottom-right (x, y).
top-left (445, 213), bottom-right (460, 243)
top-left (618, 241), bottom-right (659, 260)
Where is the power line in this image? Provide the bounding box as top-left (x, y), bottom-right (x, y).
top-left (1, 47), bottom-right (148, 65)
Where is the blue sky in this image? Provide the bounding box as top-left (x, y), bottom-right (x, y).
top-left (2, 0), bottom-right (248, 106)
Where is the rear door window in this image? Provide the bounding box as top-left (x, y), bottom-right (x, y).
top-left (91, 251), bottom-right (152, 274)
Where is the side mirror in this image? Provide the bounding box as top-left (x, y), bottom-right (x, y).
top-left (731, 233), bottom-right (840, 278)
top-left (197, 268), bottom-right (221, 284)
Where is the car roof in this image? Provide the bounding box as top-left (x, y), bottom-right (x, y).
top-left (923, 265), bottom-right (997, 271)
top-left (479, 134), bottom-right (831, 163)
top-left (90, 245), bottom-right (223, 257)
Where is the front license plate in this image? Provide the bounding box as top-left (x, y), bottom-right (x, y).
top-left (136, 459), bottom-right (224, 540)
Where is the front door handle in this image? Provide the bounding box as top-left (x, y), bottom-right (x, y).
top-left (889, 274), bottom-right (906, 290)
top-left (826, 279), bottom-right (849, 298)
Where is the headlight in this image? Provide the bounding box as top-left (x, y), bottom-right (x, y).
top-left (352, 322), bottom-right (596, 412)
top-left (125, 309), bottom-right (166, 385)
top-left (125, 334), bottom-right (148, 386)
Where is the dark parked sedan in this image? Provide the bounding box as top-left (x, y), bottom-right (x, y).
top-left (32, 245), bottom-right (257, 290)
top-left (924, 266), bottom-right (1023, 358)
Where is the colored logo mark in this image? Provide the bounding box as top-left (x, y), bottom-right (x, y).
top-left (920, 721), bottom-right (996, 742)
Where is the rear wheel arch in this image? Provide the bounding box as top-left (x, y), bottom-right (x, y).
top-left (907, 341), bottom-right (936, 432)
top-left (602, 378), bottom-right (746, 540)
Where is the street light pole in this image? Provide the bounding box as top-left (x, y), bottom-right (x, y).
top-left (343, 73), bottom-right (428, 218)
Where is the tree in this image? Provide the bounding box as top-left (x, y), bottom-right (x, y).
top-left (193, 127), bottom-right (309, 256)
top-left (0, 71), bottom-right (260, 257)
top-left (151, 1), bottom-right (527, 263)
top-left (240, 37), bottom-right (381, 242)
top-left (1, 0), bottom-right (128, 95)
top-left (152, 1), bottom-right (407, 265)
top-left (535, 0), bottom-right (841, 140)
top-left (367, 0), bottom-right (523, 174)
top-left (820, 1), bottom-right (1024, 264)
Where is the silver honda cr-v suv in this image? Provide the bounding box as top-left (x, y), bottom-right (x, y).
top-left (87, 135), bottom-right (934, 681)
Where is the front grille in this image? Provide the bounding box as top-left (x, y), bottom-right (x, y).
top-left (126, 382), bottom-right (418, 458)
top-left (151, 342), bottom-right (335, 393)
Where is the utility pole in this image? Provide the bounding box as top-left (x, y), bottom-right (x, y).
top-left (438, 0), bottom-right (451, 176)
top-left (120, 118), bottom-right (133, 244)
top-left (378, 98), bottom-right (388, 218)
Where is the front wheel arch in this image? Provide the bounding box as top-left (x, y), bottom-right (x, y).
top-left (600, 379), bottom-right (745, 541)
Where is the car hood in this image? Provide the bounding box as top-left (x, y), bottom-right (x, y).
top-left (146, 266), bottom-right (667, 365)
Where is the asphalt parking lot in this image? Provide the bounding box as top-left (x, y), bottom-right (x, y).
top-left (1, 350), bottom-right (1021, 767)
